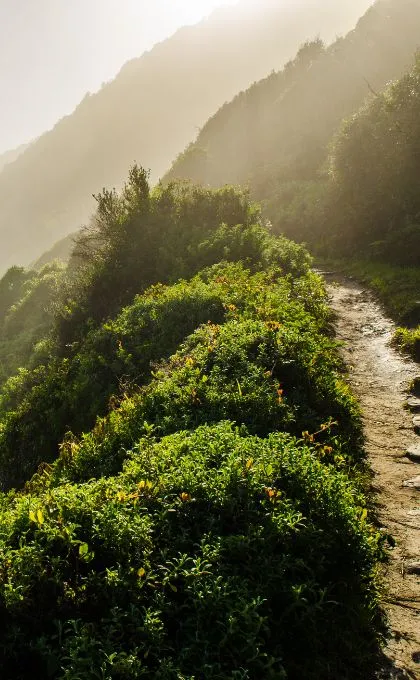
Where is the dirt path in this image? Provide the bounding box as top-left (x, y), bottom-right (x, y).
top-left (325, 275), bottom-right (420, 679)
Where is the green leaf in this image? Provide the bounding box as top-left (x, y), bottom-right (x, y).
top-left (79, 542), bottom-right (89, 557)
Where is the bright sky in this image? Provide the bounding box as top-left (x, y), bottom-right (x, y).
top-left (0, 0), bottom-right (238, 154)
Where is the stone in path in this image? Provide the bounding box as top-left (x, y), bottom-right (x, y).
top-left (406, 396), bottom-right (420, 412)
top-left (413, 415), bottom-right (420, 433)
top-left (403, 475), bottom-right (420, 490)
top-left (405, 561), bottom-right (420, 575)
top-left (406, 444), bottom-right (420, 463)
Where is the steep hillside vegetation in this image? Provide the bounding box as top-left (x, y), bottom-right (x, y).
top-left (0, 0), bottom-right (373, 273)
top-left (325, 55), bottom-right (420, 265)
top-left (167, 0), bottom-right (420, 237)
top-left (0, 263), bottom-right (64, 384)
top-left (0, 167), bottom-right (385, 679)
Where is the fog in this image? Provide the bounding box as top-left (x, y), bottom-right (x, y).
top-left (0, 0), bottom-right (238, 154)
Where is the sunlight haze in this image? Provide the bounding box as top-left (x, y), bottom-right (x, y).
top-left (0, 0), bottom-right (238, 153)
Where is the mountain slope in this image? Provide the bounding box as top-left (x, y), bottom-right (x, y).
top-left (0, 143), bottom-right (29, 173)
top-left (167, 0), bottom-right (420, 230)
top-left (0, 0), bottom-right (373, 273)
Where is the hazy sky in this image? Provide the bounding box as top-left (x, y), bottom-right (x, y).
top-left (0, 0), bottom-right (238, 154)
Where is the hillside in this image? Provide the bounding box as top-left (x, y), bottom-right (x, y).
top-left (0, 142), bottom-right (29, 173)
top-left (30, 232), bottom-right (77, 269)
top-left (167, 0), bottom-right (420, 232)
top-left (0, 0), bottom-right (373, 273)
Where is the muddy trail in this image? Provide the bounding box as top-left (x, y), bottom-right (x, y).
top-left (324, 274), bottom-right (420, 678)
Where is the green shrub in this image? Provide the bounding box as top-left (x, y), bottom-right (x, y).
top-left (44, 265), bottom-right (360, 486)
top-left (0, 171), bottom-right (384, 679)
top-left (0, 264), bottom-right (346, 489)
top-left (0, 423), bottom-right (384, 679)
top-left (56, 170), bottom-right (311, 349)
top-left (393, 326), bottom-right (420, 361)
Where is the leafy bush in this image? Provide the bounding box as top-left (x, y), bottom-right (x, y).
top-left (0, 423), bottom-right (384, 680)
top-left (0, 261), bottom-right (360, 489)
top-left (56, 170), bottom-right (310, 349)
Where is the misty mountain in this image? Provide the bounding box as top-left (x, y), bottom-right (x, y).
top-left (0, 143), bottom-right (29, 173)
top-left (0, 0), bottom-right (373, 272)
top-left (167, 0), bottom-right (420, 232)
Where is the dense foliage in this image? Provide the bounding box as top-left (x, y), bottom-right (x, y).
top-left (0, 174), bottom-right (312, 488)
top-left (0, 169), bottom-right (385, 678)
top-left (0, 424), bottom-right (383, 680)
top-left (326, 54), bottom-right (420, 264)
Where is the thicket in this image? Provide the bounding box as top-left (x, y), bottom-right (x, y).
top-left (0, 424), bottom-right (383, 680)
top-left (0, 169), bottom-right (385, 678)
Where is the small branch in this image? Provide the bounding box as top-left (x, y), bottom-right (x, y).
top-left (363, 77), bottom-right (380, 97)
